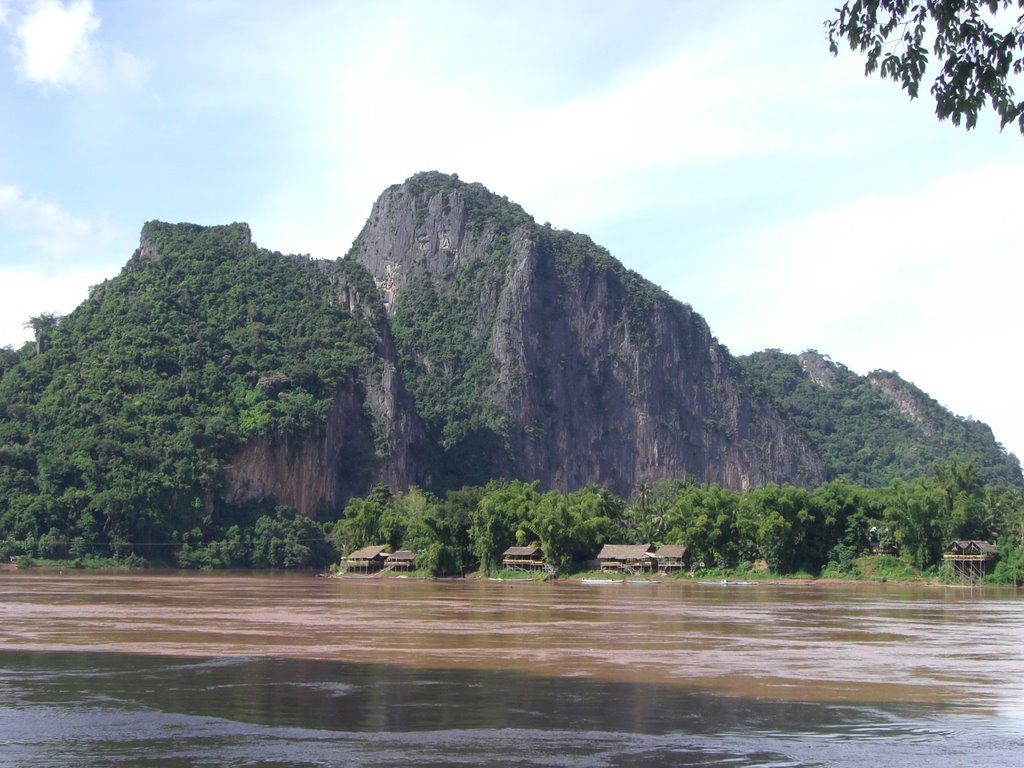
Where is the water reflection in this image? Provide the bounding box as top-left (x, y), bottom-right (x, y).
top-left (1, 650), bottom-right (1013, 768)
top-left (1, 573), bottom-right (1023, 766)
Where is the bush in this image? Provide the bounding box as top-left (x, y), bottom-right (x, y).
top-left (989, 540), bottom-right (1024, 585)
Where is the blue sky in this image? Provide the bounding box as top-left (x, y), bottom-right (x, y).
top-left (1, 0), bottom-right (1022, 461)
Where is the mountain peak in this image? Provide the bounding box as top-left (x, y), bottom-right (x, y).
top-left (126, 221), bottom-right (253, 273)
top-left (348, 173), bottom-right (534, 314)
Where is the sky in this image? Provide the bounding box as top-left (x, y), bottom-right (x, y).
top-left (1, 0), bottom-right (1021, 461)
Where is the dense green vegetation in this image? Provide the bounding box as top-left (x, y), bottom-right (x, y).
top-left (738, 349), bottom-right (1022, 488)
top-left (18, 456), bottom-right (1016, 584)
top-left (0, 222), bottom-right (387, 568)
top-left (390, 259), bottom-right (511, 481)
top-left (16, 454), bottom-right (1007, 585)
top-left (326, 457), bottom-right (1024, 583)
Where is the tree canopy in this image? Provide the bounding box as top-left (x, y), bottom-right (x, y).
top-left (0, 222), bottom-right (387, 563)
top-left (826, 1), bottom-right (1024, 133)
top-left (737, 350), bottom-right (1023, 488)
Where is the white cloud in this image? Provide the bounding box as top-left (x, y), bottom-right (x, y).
top-left (0, 182), bottom-right (102, 261)
top-left (688, 162), bottom-right (1024, 458)
top-left (699, 163), bottom-right (1022, 351)
top-left (16, 0), bottom-right (98, 84)
top-left (0, 182), bottom-right (128, 346)
top-left (10, 0), bottom-right (148, 89)
top-left (317, 30), bottom-right (791, 257)
top-left (0, 265), bottom-right (111, 349)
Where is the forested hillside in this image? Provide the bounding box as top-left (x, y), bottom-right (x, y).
top-left (738, 350), bottom-right (1022, 488)
top-left (0, 221), bottom-right (421, 563)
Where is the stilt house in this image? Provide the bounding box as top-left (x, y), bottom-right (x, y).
top-left (502, 545), bottom-right (546, 571)
top-left (385, 550), bottom-right (417, 572)
top-left (342, 544), bottom-right (390, 573)
top-left (597, 544), bottom-right (656, 574)
top-left (943, 540), bottom-right (998, 583)
top-left (654, 544), bottom-right (688, 573)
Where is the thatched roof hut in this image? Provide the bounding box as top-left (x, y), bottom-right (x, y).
top-left (945, 540), bottom-right (998, 557)
top-left (654, 544), bottom-right (688, 572)
top-left (385, 550), bottom-right (417, 571)
top-left (502, 545), bottom-right (546, 571)
top-left (943, 540), bottom-right (998, 583)
top-left (597, 544), bottom-right (656, 573)
top-left (342, 544), bottom-right (390, 572)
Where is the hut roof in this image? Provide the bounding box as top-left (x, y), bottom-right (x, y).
top-left (946, 540), bottom-right (998, 556)
top-left (503, 545), bottom-right (543, 557)
top-left (597, 544), bottom-right (654, 560)
top-left (386, 550), bottom-right (417, 561)
top-left (346, 544), bottom-right (390, 560)
top-left (655, 544), bottom-right (687, 559)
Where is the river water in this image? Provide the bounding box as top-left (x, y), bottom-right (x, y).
top-left (1, 572), bottom-right (1022, 766)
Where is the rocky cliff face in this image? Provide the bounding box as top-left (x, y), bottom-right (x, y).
top-left (221, 372), bottom-right (423, 517)
top-left (348, 172), bottom-right (827, 496)
top-left (486, 227), bottom-right (825, 493)
top-left (219, 259), bottom-right (427, 517)
top-left (798, 350), bottom-right (837, 390)
top-left (348, 175), bottom-right (495, 315)
top-left (866, 370), bottom-right (933, 433)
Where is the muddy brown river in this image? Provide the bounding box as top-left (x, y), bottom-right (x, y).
top-left (1, 572), bottom-right (1022, 766)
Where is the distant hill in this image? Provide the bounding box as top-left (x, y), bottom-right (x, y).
top-left (0, 172), bottom-right (1018, 556)
top-left (736, 349), bottom-right (1022, 488)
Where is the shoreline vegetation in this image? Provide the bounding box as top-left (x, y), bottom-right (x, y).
top-left (0, 555), bottom-right (983, 589)
top-left (3, 457), bottom-right (1023, 587)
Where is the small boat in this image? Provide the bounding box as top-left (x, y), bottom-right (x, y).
top-left (581, 578), bottom-right (620, 584)
top-left (625, 579), bottom-right (661, 584)
top-left (335, 572), bottom-right (382, 579)
top-left (698, 579), bottom-right (759, 586)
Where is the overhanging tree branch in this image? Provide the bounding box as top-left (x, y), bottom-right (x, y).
top-left (826, 1), bottom-right (1024, 133)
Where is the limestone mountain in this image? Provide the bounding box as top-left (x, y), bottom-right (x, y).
top-left (0, 172), bottom-right (1018, 559)
top-left (348, 172), bottom-right (826, 494)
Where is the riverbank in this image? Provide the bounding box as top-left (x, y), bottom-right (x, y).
top-left (1, 554), bottom-right (957, 587)
top-left (327, 556), bottom-right (949, 586)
